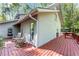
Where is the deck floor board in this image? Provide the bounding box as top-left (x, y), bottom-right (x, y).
top-left (0, 35), bottom-right (79, 56)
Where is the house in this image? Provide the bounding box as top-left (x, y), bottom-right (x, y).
top-left (0, 20), bottom-right (18, 38)
top-left (0, 13), bottom-right (25, 38)
top-left (15, 14), bottom-right (26, 19)
top-left (14, 7), bottom-right (62, 47)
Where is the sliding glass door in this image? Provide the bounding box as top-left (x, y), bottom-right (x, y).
top-left (30, 22), bottom-right (35, 41)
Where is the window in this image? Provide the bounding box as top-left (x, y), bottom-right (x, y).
top-left (7, 28), bottom-right (13, 36)
top-left (30, 23), bottom-right (35, 41)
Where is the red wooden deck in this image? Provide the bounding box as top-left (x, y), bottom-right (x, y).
top-left (0, 35), bottom-right (79, 56)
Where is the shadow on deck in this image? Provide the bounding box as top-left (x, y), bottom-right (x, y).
top-left (0, 35), bottom-right (79, 56)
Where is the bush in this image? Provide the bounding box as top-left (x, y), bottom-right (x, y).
top-left (0, 36), bottom-right (4, 48)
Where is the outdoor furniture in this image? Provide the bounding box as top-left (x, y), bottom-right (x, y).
top-left (72, 33), bottom-right (77, 39)
top-left (13, 33), bottom-right (26, 47)
top-left (63, 32), bottom-right (73, 38)
top-left (74, 34), bottom-right (79, 44)
top-left (63, 32), bottom-right (79, 45)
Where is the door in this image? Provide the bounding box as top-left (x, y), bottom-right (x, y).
top-left (30, 22), bottom-right (36, 45)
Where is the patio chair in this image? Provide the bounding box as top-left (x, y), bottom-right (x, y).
top-left (13, 33), bottom-right (22, 40)
top-left (13, 33), bottom-right (26, 47)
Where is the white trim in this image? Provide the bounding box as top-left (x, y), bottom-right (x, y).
top-left (36, 20), bottom-right (39, 48)
top-left (29, 14), bottom-right (39, 48)
top-left (37, 9), bottom-right (60, 12)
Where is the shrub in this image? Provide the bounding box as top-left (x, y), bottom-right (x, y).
top-left (0, 36), bottom-right (4, 48)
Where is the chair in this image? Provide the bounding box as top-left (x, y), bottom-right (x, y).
top-left (13, 33), bottom-right (26, 47)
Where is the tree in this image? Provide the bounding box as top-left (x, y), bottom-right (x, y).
top-left (61, 3), bottom-right (79, 33)
top-left (0, 3), bottom-right (51, 22)
top-left (61, 4), bottom-right (71, 28)
top-left (0, 3), bottom-right (7, 21)
top-left (40, 3), bottom-right (48, 8)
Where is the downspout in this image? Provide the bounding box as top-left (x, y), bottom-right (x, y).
top-left (47, 3), bottom-right (63, 36)
top-left (29, 14), bottom-right (39, 48)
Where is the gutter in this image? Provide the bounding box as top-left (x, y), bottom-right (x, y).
top-left (29, 14), bottom-right (38, 21)
top-left (29, 14), bottom-right (39, 48)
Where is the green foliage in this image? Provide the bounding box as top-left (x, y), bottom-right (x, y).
top-left (40, 3), bottom-right (48, 8)
top-left (10, 3), bottom-right (20, 11)
top-left (0, 3), bottom-right (49, 21)
top-left (0, 14), bottom-right (6, 22)
top-left (0, 36), bottom-right (4, 48)
top-left (61, 3), bottom-right (79, 32)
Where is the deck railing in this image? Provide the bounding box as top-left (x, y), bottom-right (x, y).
top-left (72, 33), bottom-right (79, 44)
top-left (63, 32), bottom-right (79, 44)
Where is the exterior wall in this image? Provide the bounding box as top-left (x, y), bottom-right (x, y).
top-left (37, 12), bottom-right (61, 47)
top-left (21, 19), bottom-right (37, 46)
top-left (21, 20), bottom-right (30, 42)
top-left (13, 25), bottom-right (21, 37)
top-left (0, 22), bottom-right (17, 38)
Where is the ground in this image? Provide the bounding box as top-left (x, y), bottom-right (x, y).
top-left (0, 35), bottom-right (79, 56)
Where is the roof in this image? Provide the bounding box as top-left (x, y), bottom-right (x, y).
top-left (14, 8), bottom-right (60, 25)
top-left (15, 14), bottom-right (26, 19)
top-left (0, 20), bottom-right (18, 24)
top-left (31, 8), bottom-right (60, 13)
top-left (37, 9), bottom-right (59, 12)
